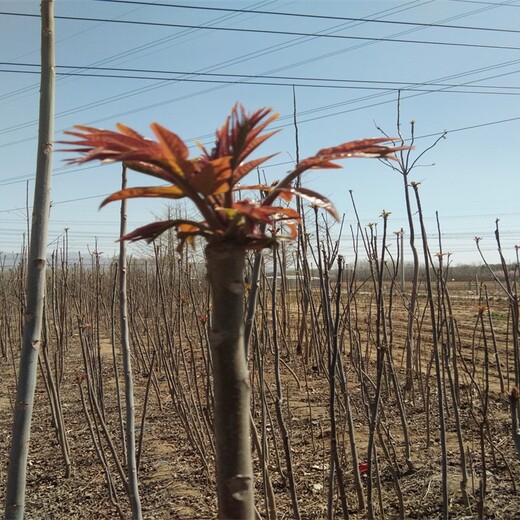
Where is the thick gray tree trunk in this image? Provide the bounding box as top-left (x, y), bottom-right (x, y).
top-left (5, 1), bottom-right (55, 518)
top-left (206, 244), bottom-right (255, 519)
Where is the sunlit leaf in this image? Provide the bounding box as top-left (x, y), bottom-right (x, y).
top-left (66, 126), bottom-right (151, 151)
top-left (271, 221), bottom-right (299, 240)
top-left (177, 222), bottom-right (206, 234)
top-left (61, 126), bottom-right (162, 168)
top-left (123, 161), bottom-right (175, 183)
top-left (271, 206), bottom-right (301, 222)
top-left (150, 123), bottom-right (189, 161)
top-left (210, 105), bottom-right (279, 171)
top-left (190, 157), bottom-right (232, 196)
top-left (176, 221), bottom-right (214, 251)
top-left (232, 183), bottom-right (271, 191)
top-left (316, 137), bottom-right (409, 161)
top-left (232, 200), bottom-right (300, 224)
top-left (272, 187), bottom-right (340, 221)
top-left (232, 154), bottom-right (278, 184)
top-left (294, 157), bottom-right (344, 172)
top-left (116, 123), bottom-right (145, 140)
top-left (61, 104), bottom-right (412, 251)
top-left (121, 220), bottom-right (179, 243)
top-left (100, 186), bottom-right (186, 208)
top-left (286, 221), bottom-right (298, 239)
top-left (276, 189), bottom-right (293, 202)
top-left (121, 219), bottom-right (211, 243)
top-left (232, 200), bottom-right (276, 224)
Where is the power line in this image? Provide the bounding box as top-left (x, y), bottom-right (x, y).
top-left (0, 1), bottom-right (515, 142)
top-left (413, 114), bottom-right (520, 138)
top-left (0, 0), bottom-right (509, 137)
top-left (2, 62), bottom-right (520, 94)
top-left (0, 0), bottom-right (513, 109)
top-left (1, 53), bottom-right (520, 149)
top-left (0, 164), bottom-right (103, 188)
top-left (92, 0), bottom-right (520, 35)
top-left (1, 111), bottom-right (519, 213)
top-left (2, 1), bottom-right (518, 257)
top-left (450, 0), bottom-right (520, 6)
top-left (2, 11), bottom-right (520, 52)
top-left (0, 5), bottom-right (516, 148)
top-left (0, 76), bottom-right (518, 154)
top-left (0, 1), bottom-right (313, 110)
top-left (0, 0), bottom-right (278, 105)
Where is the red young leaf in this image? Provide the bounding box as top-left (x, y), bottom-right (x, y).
top-left (116, 123), bottom-right (145, 140)
top-left (150, 123), bottom-right (189, 162)
top-left (189, 157), bottom-right (232, 196)
top-left (209, 105), bottom-right (279, 171)
top-left (121, 220), bottom-right (179, 243)
top-left (286, 221), bottom-right (298, 239)
top-left (294, 157), bottom-right (344, 171)
top-left (231, 184), bottom-right (272, 195)
top-left (62, 104), bottom-right (412, 251)
top-left (122, 219), bottom-right (211, 243)
top-left (123, 161), bottom-right (176, 183)
top-left (100, 186), bottom-right (186, 208)
top-left (63, 126), bottom-right (155, 156)
top-left (273, 187), bottom-right (340, 221)
top-left (358, 462), bottom-right (369, 475)
top-left (316, 138), bottom-right (408, 161)
top-left (232, 200), bottom-right (300, 224)
top-left (232, 154), bottom-right (278, 184)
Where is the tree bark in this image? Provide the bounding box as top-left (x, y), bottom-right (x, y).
top-left (5, 1), bottom-right (55, 518)
top-left (206, 244), bottom-right (254, 520)
top-left (119, 167), bottom-right (143, 519)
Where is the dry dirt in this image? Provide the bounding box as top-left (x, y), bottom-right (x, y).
top-left (1, 282), bottom-right (520, 519)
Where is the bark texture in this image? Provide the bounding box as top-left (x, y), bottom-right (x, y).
top-left (119, 168), bottom-right (142, 519)
top-left (206, 244), bottom-right (254, 520)
top-left (5, 1), bottom-right (55, 518)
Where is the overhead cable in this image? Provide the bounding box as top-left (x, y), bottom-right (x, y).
top-left (1, 11), bottom-right (520, 52)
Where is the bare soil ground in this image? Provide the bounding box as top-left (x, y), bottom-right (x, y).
top-left (1, 281), bottom-right (520, 519)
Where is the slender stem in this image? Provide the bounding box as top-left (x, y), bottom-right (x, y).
top-left (119, 167), bottom-right (143, 519)
top-left (412, 182), bottom-right (449, 519)
top-left (272, 247), bottom-right (301, 520)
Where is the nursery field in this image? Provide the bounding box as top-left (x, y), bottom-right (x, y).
top-left (6, 2), bottom-right (520, 518)
top-left (1, 249), bottom-right (520, 520)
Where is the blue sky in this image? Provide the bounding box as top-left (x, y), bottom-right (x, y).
top-left (1, 0), bottom-right (520, 266)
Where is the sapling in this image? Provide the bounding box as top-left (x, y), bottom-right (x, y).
top-left (62, 104), bottom-right (407, 518)
top-left (5, 1), bottom-right (55, 518)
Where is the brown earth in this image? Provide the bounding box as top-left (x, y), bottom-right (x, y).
top-left (1, 281), bottom-right (520, 519)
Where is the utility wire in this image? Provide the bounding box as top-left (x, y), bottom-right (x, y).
top-left (0, 0), bottom-right (514, 136)
top-left (1, 112), bottom-right (520, 208)
top-left (0, 3), bottom-right (516, 157)
top-left (2, 63), bottom-right (520, 95)
top-left (0, 0), bottom-right (276, 104)
top-left (0, 1), bottom-right (440, 126)
top-left (0, 0), bottom-right (501, 122)
top-left (1, 54), bottom-right (520, 146)
top-left (0, 76), bottom-right (518, 153)
top-left (92, 0), bottom-right (520, 35)
top-left (451, 0), bottom-right (520, 6)
top-left (2, 11), bottom-right (520, 52)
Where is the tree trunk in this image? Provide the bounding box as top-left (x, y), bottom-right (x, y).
top-left (5, 1), bottom-right (55, 518)
top-left (119, 167), bottom-right (143, 519)
top-left (206, 243), bottom-right (254, 520)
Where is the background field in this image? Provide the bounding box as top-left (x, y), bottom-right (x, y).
top-left (1, 226), bottom-right (519, 519)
